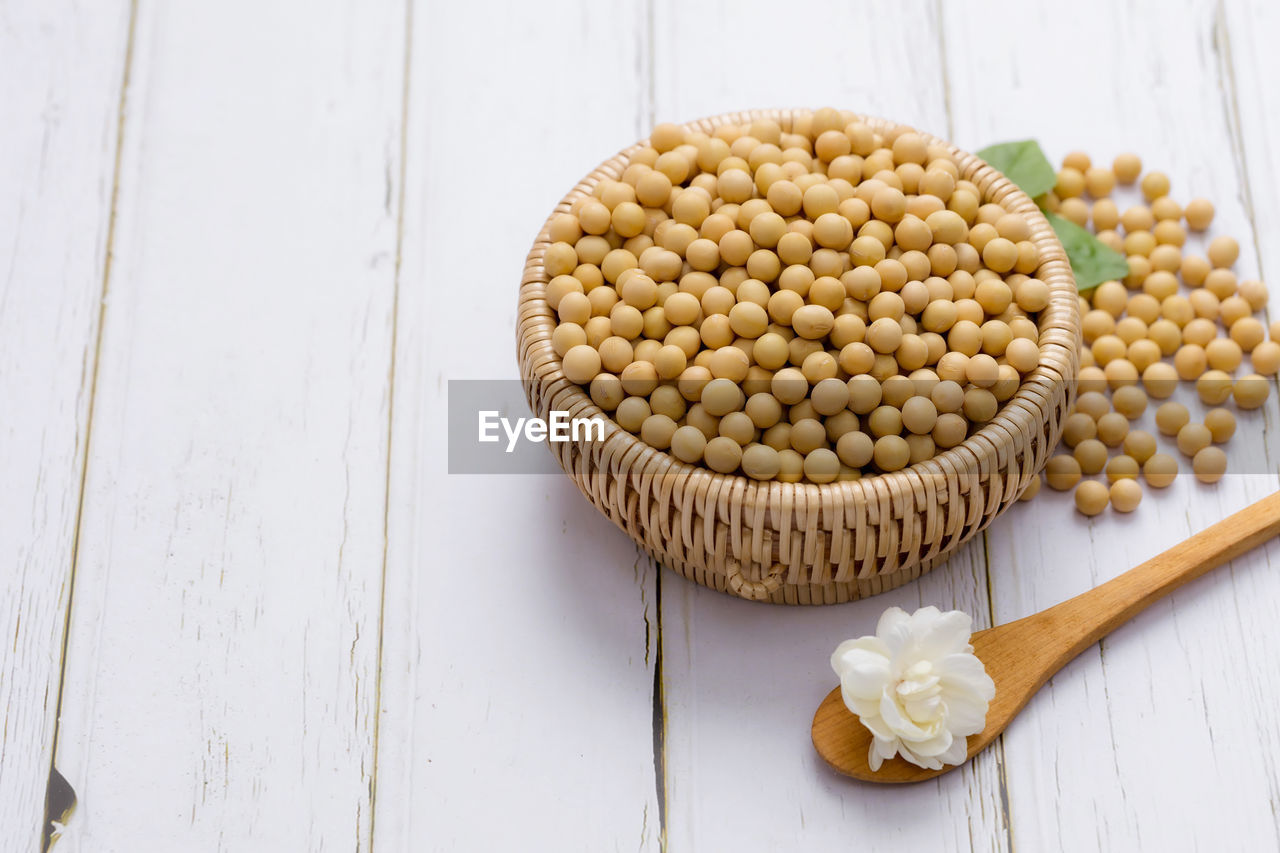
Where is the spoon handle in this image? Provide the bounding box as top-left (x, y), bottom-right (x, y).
top-left (813, 491), bottom-right (1280, 783)
top-left (997, 490), bottom-right (1280, 669)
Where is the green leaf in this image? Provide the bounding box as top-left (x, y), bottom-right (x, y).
top-left (979, 138), bottom-right (1127, 291)
top-left (1044, 211), bottom-right (1131, 291)
top-left (976, 140), bottom-right (1057, 199)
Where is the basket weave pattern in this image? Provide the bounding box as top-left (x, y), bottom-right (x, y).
top-left (517, 110), bottom-right (1080, 604)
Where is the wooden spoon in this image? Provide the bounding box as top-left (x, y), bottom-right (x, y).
top-left (813, 490), bottom-right (1280, 783)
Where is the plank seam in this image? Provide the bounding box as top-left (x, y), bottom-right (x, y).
top-left (935, 0), bottom-right (955, 142)
top-left (981, 532), bottom-right (1016, 853)
top-left (1212, 3), bottom-right (1280, 831)
top-left (650, 562), bottom-right (667, 853)
top-left (1212, 0), bottom-right (1280, 456)
top-left (943, 4), bottom-right (1009, 844)
top-left (41, 1), bottom-right (140, 848)
top-left (369, 0), bottom-right (416, 850)
top-left (639, 1), bottom-right (665, 849)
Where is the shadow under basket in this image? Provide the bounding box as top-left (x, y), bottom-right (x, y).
top-left (517, 109), bottom-right (1081, 604)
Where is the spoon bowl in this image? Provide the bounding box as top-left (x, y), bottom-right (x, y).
top-left (813, 490), bottom-right (1280, 783)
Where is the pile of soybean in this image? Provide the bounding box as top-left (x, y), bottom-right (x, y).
top-left (1031, 151), bottom-right (1275, 515)
top-left (547, 109), bottom-right (1052, 484)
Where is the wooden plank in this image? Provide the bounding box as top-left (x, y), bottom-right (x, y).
top-left (1213, 0), bottom-right (1280, 831)
top-left (0, 1), bottom-right (133, 847)
top-left (1223, 0), bottom-right (1280, 290)
top-left (371, 2), bottom-right (663, 850)
top-left (662, 547), bottom-right (1009, 851)
top-left (47, 1), bottom-right (408, 848)
top-left (650, 2), bottom-right (1010, 849)
top-left (942, 0), bottom-right (1280, 849)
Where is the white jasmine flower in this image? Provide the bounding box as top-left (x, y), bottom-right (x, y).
top-left (830, 606), bottom-right (996, 771)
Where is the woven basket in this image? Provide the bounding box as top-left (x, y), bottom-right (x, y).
top-left (517, 109), bottom-right (1080, 604)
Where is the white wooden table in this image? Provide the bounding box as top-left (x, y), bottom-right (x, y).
top-left (5, 0), bottom-right (1280, 850)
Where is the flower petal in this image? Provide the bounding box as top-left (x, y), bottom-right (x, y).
top-left (874, 607), bottom-right (914, 656)
top-left (899, 743), bottom-right (943, 770)
top-left (940, 689), bottom-right (990, 736)
top-left (879, 691), bottom-right (929, 741)
top-left (938, 734), bottom-right (969, 767)
top-left (831, 637), bottom-right (888, 673)
top-left (833, 605), bottom-right (993, 774)
top-left (875, 735), bottom-right (903, 770)
top-left (867, 739), bottom-right (885, 772)
top-left (903, 693), bottom-right (943, 726)
top-left (841, 661), bottom-right (892, 702)
top-left (914, 609), bottom-right (975, 659)
top-left (901, 728), bottom-right (953, 758)
top-left (845, 695), bottom-right (883, 722)
top-left (858, 711), bottom-right (896, 742)
top-left (938, 653), bottom-right (997, 702)
top-left (907, 605), bottom-right (943, 633)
